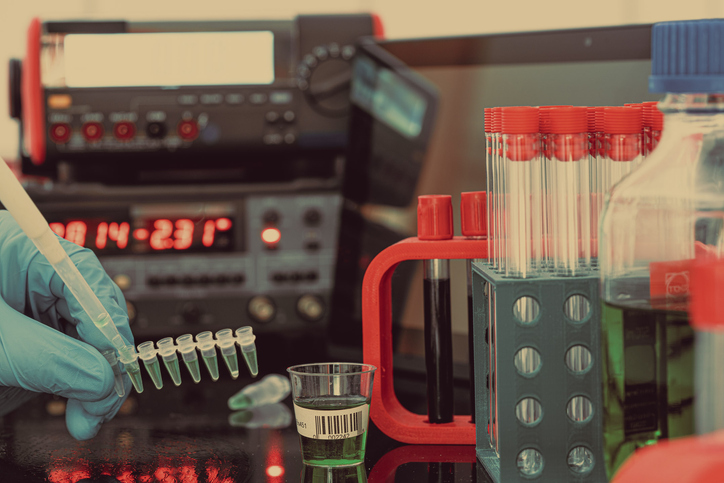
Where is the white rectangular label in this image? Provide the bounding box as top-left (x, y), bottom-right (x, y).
top-left (293, 404), bottom-right (368, 441)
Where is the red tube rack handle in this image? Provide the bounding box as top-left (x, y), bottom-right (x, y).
top-left (362, 236), bottom-right (487, 444)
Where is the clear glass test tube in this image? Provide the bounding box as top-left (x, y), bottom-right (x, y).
top-left (484, 108), bottom-right (494, 265)
top-left (501, 106), bottom-right (541, 278)
top-left (492, 107), bottom-right (504, 271)
top-left (549, 106), bottom-right (590, 276)
top-left (604, 106), bottom-right (643, 191)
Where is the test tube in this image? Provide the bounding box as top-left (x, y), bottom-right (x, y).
top-left (484, 108), bottom-right (494, 265)
top-left (492, 107), bottom-right (504, 271)
top-left (591, 106), bottom-right (606, 266)
top-left (196, 331), bottom-right (220, 381)
top-left (216, 328), bottom-right (240, 379)
top-left (157, 337), bottom-right (182, 386)
top-left (236, 327), bottom-right (259, 377)
top-left (548, 106), bottom-right (590, 276)
top-left (176, 334), bottom-right (202, 383)
top-left (461, 191), bottom-right (487, 422)
top-left (539, 105), bottom-right (573, 271)
top-left (137, 341), bottom-right (163, 390)
top-left (604, 107), bottom-right (643, 191)
top-left (642, 101), bottom-right (664, 157)
top-left (501, 106), bottom-right (541, 278)
top-left (418, 195), bottom-right (454, 424)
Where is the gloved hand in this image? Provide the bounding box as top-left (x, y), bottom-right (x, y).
top-left (0, 211), bottom-right (133, 440)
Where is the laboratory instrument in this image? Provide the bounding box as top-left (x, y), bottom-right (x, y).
top-left (598, 19), bottom-right (724, 478)
top-left (417, 195), bottom-right (454, 424)
top-left (228, 373), bottom-right (291, 410)
top-left (131, 327), bottom-right (258, 392)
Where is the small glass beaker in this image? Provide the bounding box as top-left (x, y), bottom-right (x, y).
top-left (287, 363), bottom-right (376, 467)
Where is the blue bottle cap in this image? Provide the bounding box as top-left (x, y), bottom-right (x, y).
top-left (649, 19), bottom-right (724, 93)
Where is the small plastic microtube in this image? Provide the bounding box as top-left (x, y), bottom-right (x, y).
top-left (102, 350), bottom-right (125, 397)
top-left (157, 337), bottom-right (182, 386)
top-left (177, 334), bottom-right (202, 383)
top-left (120, 326), bottom-right (258, 392)
top-left (216, 329), bottom-right (240, 379)
top-left (196, 331), bottom-right (220, 382)
top-left (236, 327), bottom-right (259, 377)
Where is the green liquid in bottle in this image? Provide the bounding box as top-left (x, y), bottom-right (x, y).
top-left (295, 396), bottom-right (370, 467)
top-left (601, 302), bottom-right (694, 479)
top-left (184, 357), bottom-right (202, 383)
top-left (163, 357), bottom-right (182, 386)
top-left (142, 358), bottom-right (164, 390)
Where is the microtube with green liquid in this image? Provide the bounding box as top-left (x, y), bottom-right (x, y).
top-left (196, 331), bottom-right (220, 382)
top-left (121, 326), bottom-right (258, 392)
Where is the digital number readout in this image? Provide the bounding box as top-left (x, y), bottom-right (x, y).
top-left (48, 217), bottom-right (234, 254)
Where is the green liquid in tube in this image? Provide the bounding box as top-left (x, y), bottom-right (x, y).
top-left (184, 357), bottom-right (202, 383)
top-left (242, 350), bottom-right (259, 377)
top-left (228, 394), bottom-right (253, 411)
top-left (203, 354), bottom-right (220, 381)
top-left (164, 357), bottom-right (183, 386)
top-left (143, 358), bottom-right (164, 390)
top-left (222, 352), bottom-right (240, 379)
top-left (126, 364), bottom-right (144, 394)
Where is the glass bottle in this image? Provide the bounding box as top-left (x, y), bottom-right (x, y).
top-left (599, 19), bottom-right (724, 479)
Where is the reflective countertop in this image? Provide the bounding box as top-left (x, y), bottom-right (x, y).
top-left (0, 367), bottom-right (488, 483)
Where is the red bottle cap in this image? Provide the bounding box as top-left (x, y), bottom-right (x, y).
top-left (501, 106), bottom-right (539, 134)
top-left (539, 105), bottom-right (572, 134)
top-left (460, 191), bottom-right (487, 237)
top-left (548, 106), bottom-right (588, 134)
top-left (492, 107), bottom-right (502, 133)
top-left (690, 258), bottom-right (724, 331)
top-left (587, 106), bottom-right (596, 133)
top-left (484, 108), bottom-right (493, 133)
top-left (604, 106), bottom-right (642, 134)
top-left (594, 106), bottom-right (605, 132)
top-left (417, 195), bottom-right (453, 240)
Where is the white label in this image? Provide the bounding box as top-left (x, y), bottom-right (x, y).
top-left (293, 404), bottom-right (368, 441)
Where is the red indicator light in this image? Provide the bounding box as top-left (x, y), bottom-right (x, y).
top-left (261, 227), bottom-right (281, 245)
top-left (49, 222), bottom-right (65, 238)
top-left (114, 121), bottom-right (136, 141)
top-left (81, 122), bottom-right (103, 142)
top-left (216, 217), bottom-right (232, 231)
top-left (178, 120), bottom-right (199, 141)
top-left (134, 228), bottom-right (150, 240)
top-left (49, 123), bottom-right (71, 143)
top-left (266, 465), bottom-right (285, 478)
top-left (65, 221), bottom-right (87, 247)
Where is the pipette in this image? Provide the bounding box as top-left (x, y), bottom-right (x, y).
top-left (0, 157), bottom-right (140, 396)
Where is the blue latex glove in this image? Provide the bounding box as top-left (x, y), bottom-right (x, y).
top-left (0, 211), bottom-right (133, 440)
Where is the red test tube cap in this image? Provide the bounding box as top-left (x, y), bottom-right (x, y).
top-left (417, 195), bottom-right (453, 240)
top-left (460, 191), bottom-right (487, 237)
top-left (690, 258), bottom-right (724, 331)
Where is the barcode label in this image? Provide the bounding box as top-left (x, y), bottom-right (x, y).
top-left (293, 404), bottom-right (369, 440)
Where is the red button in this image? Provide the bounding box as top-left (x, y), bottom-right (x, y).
top-left (178, 120), bottom-right (199, 141)
top-left (113, 121), bottom-right (136, 141)
top-left (49, 123), bottom-right (71, 143)
top-left (82, 122), bottom-right (104, 142)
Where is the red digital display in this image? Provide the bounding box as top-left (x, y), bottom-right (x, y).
top-left (48, 216), bottom-right (234, 255)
